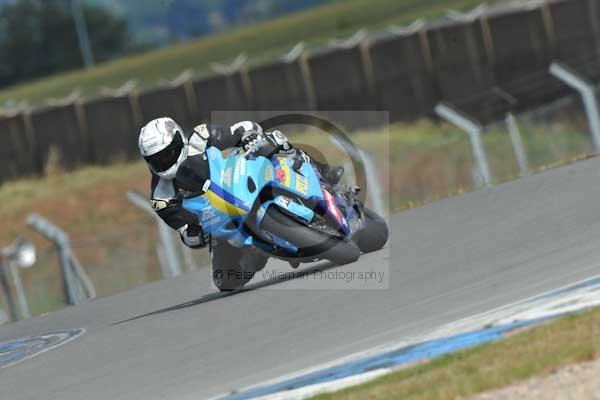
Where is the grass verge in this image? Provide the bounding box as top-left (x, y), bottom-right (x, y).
top-left (311, 307), bottom-right (600, 400)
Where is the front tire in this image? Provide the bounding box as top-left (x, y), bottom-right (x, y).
top-left (212, 241), bottom-right (268, 291)
top-left (261, 207), bottom-right (360, 265)
top-left (356, 208), bottom-right (389, 253)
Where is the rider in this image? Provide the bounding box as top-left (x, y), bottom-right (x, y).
top-left (138, 117), bottom-right (344, 288)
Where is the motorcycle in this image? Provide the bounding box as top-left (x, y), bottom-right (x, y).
top-left (181, 137), bottom-right (389, 290)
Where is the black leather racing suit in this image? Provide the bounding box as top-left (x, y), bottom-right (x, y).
top-left (150, 122), bottom-right (258, 245)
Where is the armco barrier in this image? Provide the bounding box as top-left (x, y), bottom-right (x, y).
top-left (83, 95), bottom-right (139, 164)
top-left (307, 46), bottom-right (374, 111)
top-left (29, 104), bottom-right (90, 172)
top-left (138, 85), bottom-right (195, 130)
top-left (368, 32), bottom-right (436, 121)
top-left (0, 114), bottom-right (37, 183)
top-left (427, 19), bottom-right (491, 102)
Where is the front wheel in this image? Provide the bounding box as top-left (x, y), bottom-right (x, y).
top-left (211, 241), bottom-right (268, 291)
top-left (260, 207), bottom-right (360, 265)
top-left (356, 208), bottom-right (389, 253)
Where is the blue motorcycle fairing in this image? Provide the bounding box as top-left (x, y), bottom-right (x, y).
top-left (182, 146), bottom-right (353, 253)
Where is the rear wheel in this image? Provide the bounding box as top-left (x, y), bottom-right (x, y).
top-left (356, 208), bottom-right (389, 253)
top-left (261, 207), bottom-right (360, 265)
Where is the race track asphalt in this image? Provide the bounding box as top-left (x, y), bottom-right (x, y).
top-left (3, 156), bottom-right (600, 400)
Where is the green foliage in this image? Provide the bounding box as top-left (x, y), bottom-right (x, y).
top-left (89, 0), bottom-right (334, 45)
top-left (0, 0), bottom-right (497, 104)
top-left (313, 307), bottom-right (600, 400)
top-left (0, 0), bottom-right (131, 89)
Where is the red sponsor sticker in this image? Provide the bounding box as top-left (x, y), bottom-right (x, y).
top-left (276, 168), bottom-right (286, 183)
top-left (323, 189), bottom-right (343, 224)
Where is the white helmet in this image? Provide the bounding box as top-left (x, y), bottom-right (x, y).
top-left (138, 117), bottom-right (188, 179)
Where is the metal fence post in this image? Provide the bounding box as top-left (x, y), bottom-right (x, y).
top-left (298, 53), bottom-right (318, 110)
top-left (0, 262), bottom-right (18, 321)
top-left (127, 191), bottom-right (183, 279)
top-left (1, 238), bottom-right (36, 321)
top-left (8, 262), bottom-right (30, 319)
top-left (27, 214), bottom-right (96, 305)
top-left (358, 149), bottom-right (386, 217)
top-left (435, 103), bottom-right (492, 187)
top-left (549, 62), bottom-right (600, 153)
top-left (505, 113), bottom-right (530, 176)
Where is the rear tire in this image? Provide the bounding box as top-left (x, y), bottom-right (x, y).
top-left (261, 207), bottom-right (360, 265)
top-left (356, 208), bottom-right (389, 253)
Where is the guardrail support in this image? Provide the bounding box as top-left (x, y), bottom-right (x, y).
top-left (127, 191), bottom-right (183, 279)
top-left (505, 113), bottom-right (530, 176)
top-left (7, 262), bottom-right (29, 319)
top-left (0, 262), bottom-right (18, 321)
top-left (0, 238), bottom-right (36, 321)
top-left (435, 103), bottom-right (492, 187)
top-left (550, 62), bottom-right (600, 152)
top-left (358, 149), bottom-right (386, 217)
top-left (27, 214), bottom-right (96, 305)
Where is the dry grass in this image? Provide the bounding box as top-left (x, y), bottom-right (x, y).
top-left (313, 308), bottom-right (600, 400)
top-left (0, 160), bottom-right (159, 316)
top-left (0, 160), bottom-right (149, 242)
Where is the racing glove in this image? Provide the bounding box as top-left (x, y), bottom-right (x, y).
top-left (178, 223), bottom-right (209, 249)
top-left (232, 121), bottom-right (263, 151)
top-left (240, 130), bottom-right (261, 152)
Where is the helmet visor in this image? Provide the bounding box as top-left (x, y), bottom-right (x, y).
top-left (144, 132), bottom-right (184, 173)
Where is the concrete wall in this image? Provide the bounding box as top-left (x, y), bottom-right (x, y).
top-left (308, 46), bottom-right (374, 111)
top-left (84, 95), bottom-right (140, 164)
top-left (368, 32), bottom-right (436, 121)
top-left (29, 104), bottom-right (90, 172)
top-left (247, 61), bottom-right (309, 112)
top-left (0, 114), bottom-right (36, 183)
top-left (550, 0), bottom-right (600, 79)
top-left (193, 73), bottom-right (251, 124)
top-left (428, 19), bottom-right (491, 102)
top-left (138, 85), bottom-right (196, 131)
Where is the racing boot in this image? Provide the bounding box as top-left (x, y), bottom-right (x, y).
top-left (293, 149), bottom-right (344, 185)
top-left (319, 164), bottom-right (345, 185)
top-left (307, 156), bottom-right (344, 185)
